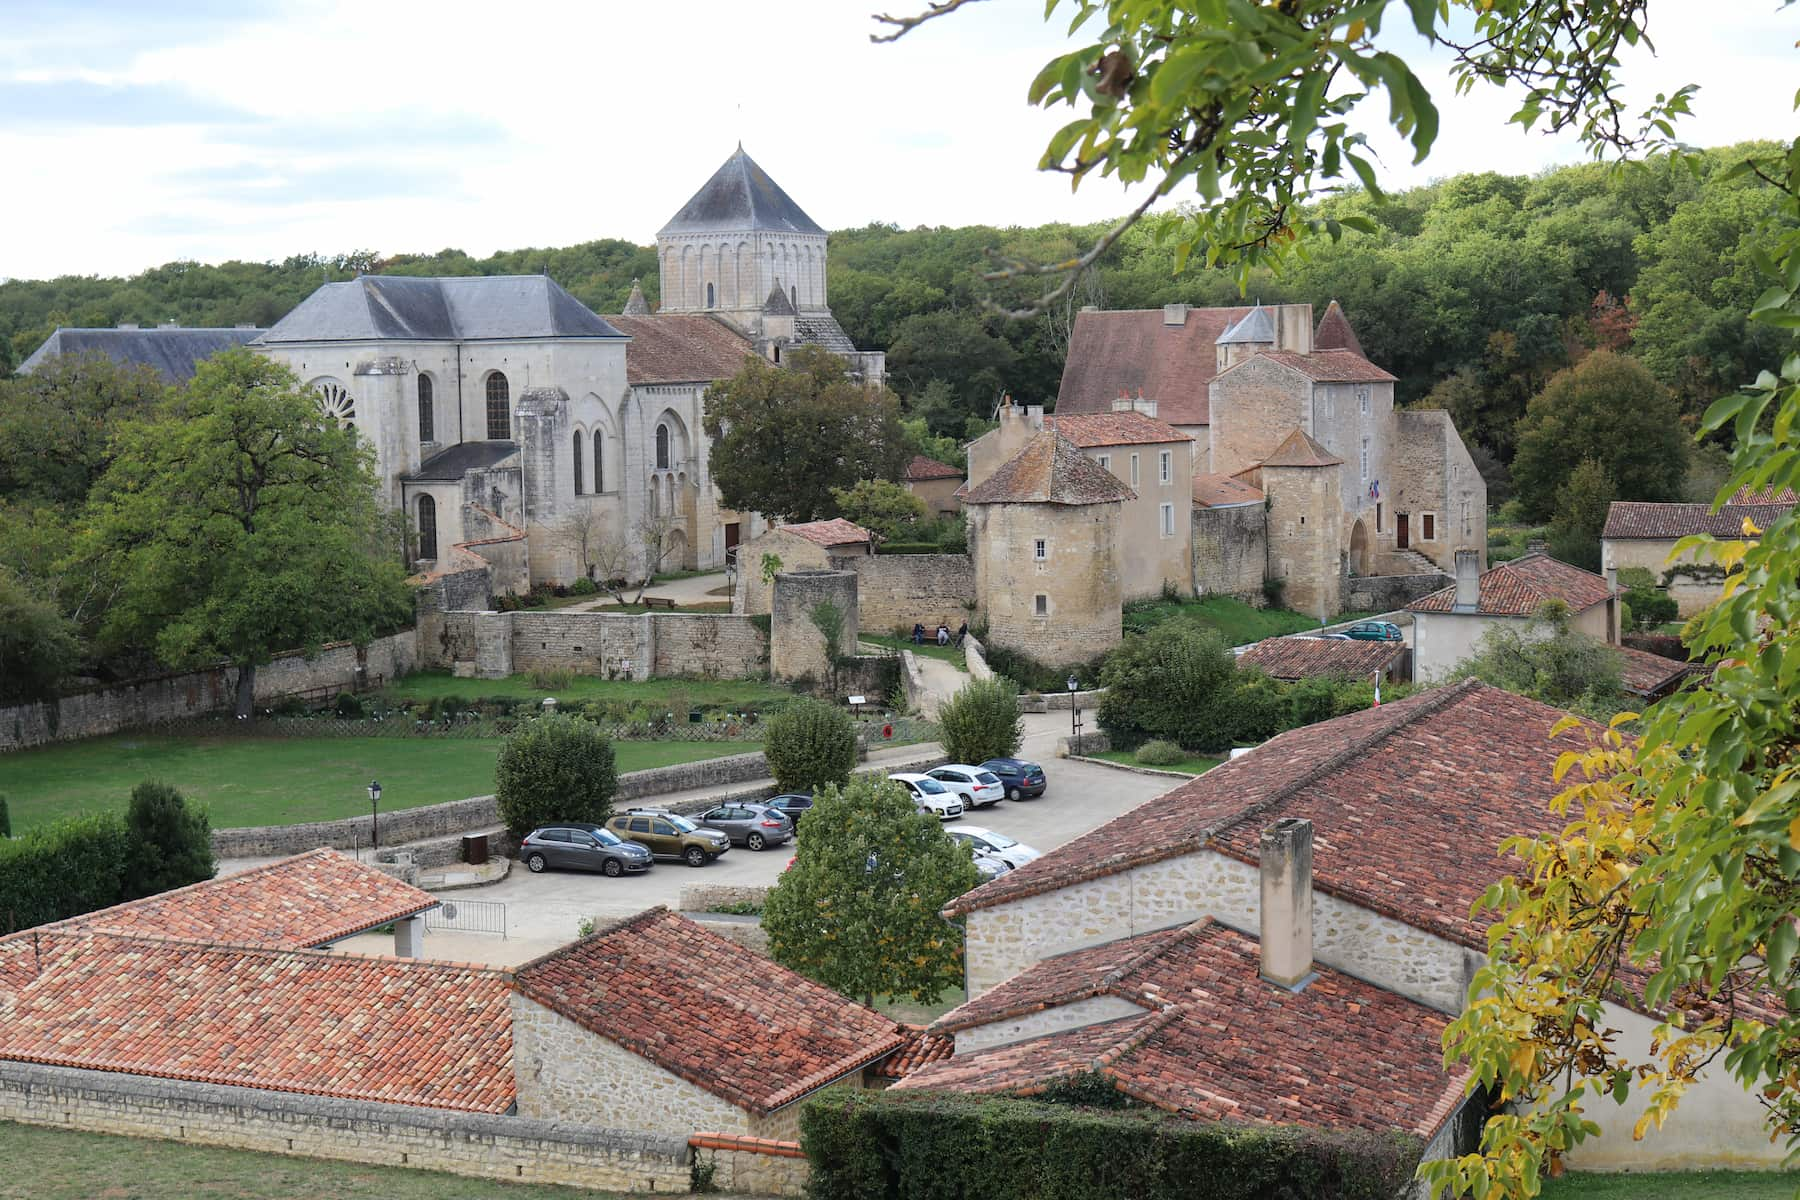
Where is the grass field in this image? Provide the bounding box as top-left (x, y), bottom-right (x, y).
top-left (0, 735), bottom-right (757, 833)
top-left (583, 600), bottom-right (732, 614)
top-left (1123, 596), bottom-right (1378, 645)
top-left (860, 632), bottom-right (966, 668)
top-left (0, 1120), bottom-right (627, 1199)
top-left (1539, 1170), bottom-right (1798, 1199)
top-left (1091, 749), bottom-right (1225, 776)
top-left (383, 670), bottom-right (791, 707)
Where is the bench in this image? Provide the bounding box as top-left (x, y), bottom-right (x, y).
top-left (641, 596), bottom-right (677, 610)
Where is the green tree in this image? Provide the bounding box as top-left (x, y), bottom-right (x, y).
top-left (763, 773), bottom-right (978, 1006)
top-left (762, 699), bottom-right (858, 793)
top-left (1545, 458), bottom-right (1617, 573)
top-left (936, 677), bottom-right (1024, 766)
top-left (703, 345), bottom-right (909, 522)
top-left (122, 780), bottom-right (215, 898)
top-left (493, 713), bottom-right (619, 838)
top-left (1509, 351), bottom-right (1689, 521)
top-left (0, 570), bottom-right (81, 705)
top-left (829, 479), bottom-right (927, 543)
top-left (885, 310), bottom-right (1018, 425)
top-left (1451, 601), bottom-right (1628, 719)
top-left (84, 349), bottom-right (412, 717)
top-left (1097, 624), bottom-right (1240, 753)
top-left (0, 795), bottom-right (10, 840)
top-left (0, 352), bottom-right (166, 504)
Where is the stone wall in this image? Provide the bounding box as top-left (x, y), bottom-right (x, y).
top-left (691, 1133), bottom-right (810, 1197)
top-left (1191, 502), bottom-right (1266, 599)
top-left (827, 552), bottom-right (975, 637)
top-left (0, 630), bottom-right (418, 753)
top-left (770, 570), bottom-right (859, 684)
top-left (1208, 355), bottom-right (1308, 478)
top-left (0, 1060), bottom-right (690, 1194)
top-left (422, 610), bottom-right (767, 682)
top-left (734, 529), bottom-right (838, 616)
top-left (1341, 571), bottom-right (1449, 615)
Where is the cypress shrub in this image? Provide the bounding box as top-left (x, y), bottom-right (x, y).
top-left (763, 699), bottom-right (857, 793)
top-left (936, 677), bottom-right (1023, 765)
top-left (494, 712), bottom-right (619, 837)
top-left (123, 780), bottom-right (215, 897)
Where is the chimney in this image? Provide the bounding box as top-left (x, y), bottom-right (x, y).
top-left (158, 320), bottom-right (178, 329)
top-left (1163, 303), bottom-right (1188, 326)
top-left (1526, 538), bottom-right (1547, 555)
top-left (1453, 549), bottom-right (1481, 613)
top-left (117, 322), bottom-right (138, 330)
top-left (1259, 817), bottom-right (1315, 988)
top-left (1133, 389), bottom-right (1158, 419)
top-left (1112, 389), bottom-right (1133, 414)
top-left (1025, 404), bottom-right (1044, 428)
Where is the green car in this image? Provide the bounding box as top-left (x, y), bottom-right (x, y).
top-left (606, 808), bottom-right (731, 867)
top-left (1342, 621), bottom-right (1404, 642)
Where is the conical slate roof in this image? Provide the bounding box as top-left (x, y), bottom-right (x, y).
top-left (1260, 428), bottom-right (1342, 468)
top-left (659, 147), bottom-right (825, 237)
top-left (622, 279), bottom-right (651, 316)
top-left (1313, 299), bottom-right (1364, 355)
top-left (762, 283), bottom-right (796, 316)
top-left (963, 431), bottom-right (1137, 506)
top-left (1216, 304), bottom-right (1276, 345)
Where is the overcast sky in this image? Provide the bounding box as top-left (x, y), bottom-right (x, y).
top-left (1, 1), bottom-right (1792, 281)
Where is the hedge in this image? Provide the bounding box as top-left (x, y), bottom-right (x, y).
top-left (0, 812), bottom-right (133, 932)
top-left (800, 1088), bottom-right (1423, 1200)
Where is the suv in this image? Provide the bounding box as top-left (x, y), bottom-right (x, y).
top-left (928, 765), bottom-right (1005, 809)
top-left (519, 822), bottom-right (653, 877)
top-left (606, 808), bottom-right (731, 867)
top-left (1343, 620), bottom-right (1403, 642)
top-left (888, 773), bottom-right (963, 821)
top-left (698, 803), bottom-right (792, 851)
top-left (979, 758), bottom-right (1047, 801)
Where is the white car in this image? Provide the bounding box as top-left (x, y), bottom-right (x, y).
top-left (927, 765), bottom-right (1005, 809)
top-left (948, 826), bottom-right (1041, 870)
top-left (888, 773), bottom-right (964, 820)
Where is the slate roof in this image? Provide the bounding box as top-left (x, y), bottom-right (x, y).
top-left (1260, 429), bottom-right (1342, 469)
top-left (402, 439), bottom-right (519, 483)
top-left (1408, 552), bottom-right (1612, 616)
top-left (17, 326), bottom-right (263, 384)
top-left (512, 908), bottom-right (904, 1115)
top-left (259, 275), bottom-right (623, 344)
top-left (793, 313), bottom-right (858, 353)
top-left (904, 455), bottom-right (964, 482)
top-left (604, 314), bottom-right (755, 385)
top-left (0, 932), bottom-right (515, 1113)
top-left (901, 919), bottom-right (1464, 1138)
top-left (1312, 300), bottom-right (1365, 356)
top-left (1055, 306), bottom-right (1258, 426)
top-left (1192, 472), bottom-right (1264, 508)
top-left (659, 147), bottom-right (825, 237)
top-left (1252, 349), bottom-right (1397, 384)
top-left (773, 517), bottom-right (874, 548)
top-left (963, 431), bottom-right (1137, 507)
top-left (945, 681), bottom-right (1588, 952)
top-left (26, 848), bottom-right (437, 949)
top-left (1236, 636), bottom-right (1406, 681)
top-left (622, 280), bottom-right (652, 315)
top-left (871, 1026), bottom-right (955, 1081)
top-left (1217, 305), bottom-right (1276, 345)
top-left (1602, 499), bottom-right (1796, 540)
top-left (1044, 411), bottom-right (1193, 448)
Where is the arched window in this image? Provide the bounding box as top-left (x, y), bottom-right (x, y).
top-left (790, 284), bottom-right (798, 310)
top-left (706, 281), bottom-right (716, 308)
top-left (592, 430), bottom-right (604, 492)
top-left (417, 375), bottom-right (434, 443)
top-left (417, 495), bottom-right (438, 561)
top-left (572, 432), bottom-right (585, 495)
top-left (655, 423), bottom-right (670, 470)
top-left (485, 373), bottom-right (510, 441)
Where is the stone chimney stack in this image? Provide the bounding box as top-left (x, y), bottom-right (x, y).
top-left (1526, 538), bottom-right (1548, 555)
top-left (1163, 303), bottom-right (1188, 326)
top-left (1453, 549), bottom-right (1481, 613)
top-left (1132, 389), bottom-right (1158, 419)
top-left (1111, 389), bottom-right (1133, 413)
top-left (1259, 817), bottom-right (1315, 988)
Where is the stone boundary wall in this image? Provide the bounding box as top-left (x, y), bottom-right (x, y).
top-left (827, 552), bottom-right (976, 636)
top-left (1024, 688), bottom-right (1106, 712)
top-left (425, 611), bottom-right (767, 682)
top-left (679, 884), bottom-right (772, 912)
top-left (0, 1060), bottom-right (691, 1194)
top-left (0, 630), bottom-right (418, 753)
top-left (1191, 502), bottom-right (1267, 600)
top-left (964, 636), bottom-right (995, 682)
top-left (690, 1132), bottom-right (810, 1197)
top-left (1341, 572), bottom-right (1448, 615)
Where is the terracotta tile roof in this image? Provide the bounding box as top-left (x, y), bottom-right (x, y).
top-left (34, 848), bottom-right (436, 949)
top-left (1259, 429), bottom-right (1343, 469)
top-left (1408, 552), bottom-right (1611, 616)
top-left (0, 932), bottom-right (515, 1113)
top-left (1614, 643), bottom-right (1705, 698)
top-left (871, 1025), bottom-right (955, 1080)
top-left (946, 681), bottom-right (1589, 951)
top-left (605, 313), bottom-right (756, 385)
top-left (1236, 636), bottom-right (1406, 681)
top-left (1732, 485), bottom-right (1797, 504)
top-left (1056, 306), bottom-right (1260, 426)
top-left (1602, 499), bottom-right (1795, 540)
top-left (512, 907), bottom-right (906, 1115)
top-left (963, 431), bottom-right (1137, 506)
top-left (900, 920), bottom-right (1465, 1137)
top-left (1044, 411), bottom-right (1193, 448)
top-left (1252, 348), bottom-right (1397, 384)
top-left (1313, 300), bottom-right (1365, 356)
top-left (1193, 472), bottom-right (1264, 507)
top-left (903, 454), bottom-right (964, 481)
top-left (774, 517), bottom-right (874, 547)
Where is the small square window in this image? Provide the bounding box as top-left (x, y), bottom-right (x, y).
top-left (1034, 594), bottom-right (1048, 616)
top-left (1096, 454), bottom-right (1111, 470)
top-left (1034, 538), bottom-right (1047, 561)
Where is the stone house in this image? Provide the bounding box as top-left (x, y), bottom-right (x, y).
top-left (733, 518), bottom-right (874, 616)
top-left (1407, 550), bottom-right (1620, 683)
top-left (1602, 486), bottom-right (1797, 616)
top-left (1190, 471), bottom-right (1266, 599)
top-left (902, 454), bottom-right (964, 518)
top-left (510, 907), bottom-right (905, 1141)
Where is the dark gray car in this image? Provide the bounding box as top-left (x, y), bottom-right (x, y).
top-left (698, 803), bottom-right (793, 851)
top-left (519, 822), bottom-right (653, 877)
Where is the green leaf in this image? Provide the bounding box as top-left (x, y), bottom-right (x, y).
top-left (1769, 920), bottom-right (1799, 984)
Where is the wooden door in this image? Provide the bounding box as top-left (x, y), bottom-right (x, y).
top-left (1396, 513), bottom-right (1410, 550)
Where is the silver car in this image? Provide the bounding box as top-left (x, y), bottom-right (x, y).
top-left (519, 822), bottom-right (653, 877)
top-left (698, 803), bottom-right (793, 851)
top-left (948, 826), bottom-right (1041, 871)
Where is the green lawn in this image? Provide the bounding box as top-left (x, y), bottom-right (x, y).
top-left (1540, 1170), bottom-right (1798, 1199)
top-left (861, 632), bottom-right (967, 668)
top-left (1091, 748), bottom-right (1225, 775)
top-left (0, 735), bottom-right (757, 833)
top-left (384, 670), bottom-right (790, 706)
top-left (1123, 596), bottom-right (1378, 644)
top-left (0, 1120), bottom-right (628, 1199)
top-left (585, 600), bottom-right (733, 613)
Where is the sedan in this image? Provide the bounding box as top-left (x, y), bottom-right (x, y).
top-left (1343, 620), bottom-right (1404, 642)
top-left (970, 852), bottom-right (1010, 884)
top-left (947, 826), bottom-right (1041, 871)
top-left (698, 803), bottom-right (793, 851)
top-left (765, 793), bottom-right (814, 826)
top-left (519, 823), bottom-right (653, 877)
top-left (888, 773), bottom-right (963, 820)
top-left (979, 758), bottom-right (1047, 802)
top-left (928, 765), bottom-right (1005, 809)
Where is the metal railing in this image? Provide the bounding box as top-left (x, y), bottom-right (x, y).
top-left (425, 899), bottom-right (508, 938)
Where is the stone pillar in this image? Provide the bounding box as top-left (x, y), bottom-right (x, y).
top-left (770, 570), bottom-right (859, 685)
top-left (1259, 817), bottom-right (1315, 989)
top-left (473, 611), bottom-right (515, 679)
top-left (394, 914), bottom-right (426, 958)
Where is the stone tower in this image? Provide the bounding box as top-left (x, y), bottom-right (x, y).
top-left (1258, 429), bottom-right (1344, 620)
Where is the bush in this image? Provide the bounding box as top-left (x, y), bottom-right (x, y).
top-left (1098, 624), bottom-right (1240, 753)
top-left (0, 812), bottom-right (133, 930)
top-left (979, 642), bottom-right (1104, 696)
top-left (1624, 585), bottom-right (1678, 629)
top-left (937, 677), bottom-right (1023, 765)
top-left (123, 780), bottom-right (215, 897)
top-left (569, 576), bottom-right (598, 596)
top-left (762, 699), bottom-right (858, 793)
top-left (333, 691), bottom-right (364, 718)
top-left (494, 713), bottom-right (619, 838)
top-left (1134, 740), bottom-right (1185, 766)
top-left (1261, 576), bottom-right (1286, 607)
top-left (1226, 669), bottom-right (1289, 745)
top-left (0, 794), bottom-right (9, 839)
top-left (800, 1089), bottom-right (1423, 1200)
top-left (527, 666), bottom-right (575, 691)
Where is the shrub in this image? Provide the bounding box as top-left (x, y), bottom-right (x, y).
top-left (1285, 676), bottom-right (1340, 730)
top-left (494, 713), bottom-right (619, 838)
top-left (569, 576), bottom-right (598, 596)
top-left (763, 699), bottom-right (858, 793)
top-left (1098, 624), bottom-right (1239, 752)
top-left (123, 780), bottom-right (214, 897)
top-left (979, 642), bottom-right (1104, 696)
top-left (1134, 740), bottom-right (1186, 766)
top-left (1226, 669), bottom-right (1289, 745)
top-left (1624, 585), bottom-right (1678, 629)
top-left (937, 677), bottom-right (1023, 765)
top-left (0, 794), bottom-right (9, 839)
top-left (0, 812), bottom-right (133, 930)
top-left (270, 694), bottom-right (310, 717)
top-left (527, 666), bottom-right (575, 691)
top-left (333, 691), bottom-right (364, 718)
top-left (1261, 575), bottom-right (1287, 607)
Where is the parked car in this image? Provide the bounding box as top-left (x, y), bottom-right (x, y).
top-left (1343, 620), bottom-right (1403, 642)
top-left (928, 765), bottom-right (1005, 809)
top-left (947, 826), bottom-right (1041, 871)
top-left (519, 822), bottom-right (653, 877)
top-left (969, 852), bottom-right (1010, 883)
top-left (765, 793), bottom-right (815, 826)
top-left (605, 808), bottom-right (731, 866)
top-left (978, 758), bottom-right (1047, 801)
top-left (698, 803), bottom-right (792, 851)
top-left (887, 773), bottom-right (964, 820)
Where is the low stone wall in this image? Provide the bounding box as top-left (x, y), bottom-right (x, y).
top-left (0, 1060), bottom-right (690, 1194)
top-left (828, 552), bottom-right (976, 636)
top-left (691, 1132), bottom-right (810, 1197)
top-left (680, 884), bottom-right (771, 912)
top-left (1022, 688), bottom-right (1106, 713)
top-left (1056, 730), bottom-right (1113, 757)
top-left (426, 610), bottom-right (766, 682)
top-left (964, 636), bottom-right (995, 682)
top-left (0, 630), bottom-right (417, 753)
top-left (1341, 572), bottom-right (1449, 615)
top-left (1192, 502), bottom-right (1266, 600)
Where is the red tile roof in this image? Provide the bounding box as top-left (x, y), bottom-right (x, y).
top-left (1236, 636), bottom-right (1406, 681)
top-left (605, 313), bottom-right (756, 385)
top-left (903, 454), bottom-right (963, 481)
top-left (1408, 552), bottom-right (1611, 616)
top-left (871, 1025), bottom-right (955, 1080)
top-left (1044, 411), bottom-right (1193, 448)
top-left (1259, 429), bottom-right (1342, 469)
top-left (962, 431), bottom-right (1136, 506)
top-left (1614, 643), bottom-right (1704, 698)
top-left (34, 848), bottom-right (437, 948)
top-left (900, 919), bottom-right (1465, 1137)
top-left (1731, 486), bottom-right (1797, 505)
top-left (1253, 348), bottom-right (1396, 383)
top-left (0, 932), bottom-right (515, 1113)
top-left (1602, 499), bottom-right (1795, 540)
top-left (1056, 306), bottom-right (1258, 426)
top-left (512, 907), bottom-right (905, 1115)
top-left (1313, 300), bottom-right (1365, 356)
top-left (774, 517), bottom-right (873, 547)
top-left (945, 681), bottom-right (1589, 951)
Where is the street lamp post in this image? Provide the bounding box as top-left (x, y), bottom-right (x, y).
top-left (1067, 675), bottom-right (1082, 756)
top-left (368, 780), bottom-right (383, 856)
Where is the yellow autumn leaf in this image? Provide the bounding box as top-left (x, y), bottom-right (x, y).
top-left (1787, 812), bottom-right (1800, 850)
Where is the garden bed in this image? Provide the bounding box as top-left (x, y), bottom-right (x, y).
top-left (1090, 748), bottom-right (1225, 776)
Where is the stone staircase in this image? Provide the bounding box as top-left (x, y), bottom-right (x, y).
top-left (1392, 548), bottom-right (1442, 575)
